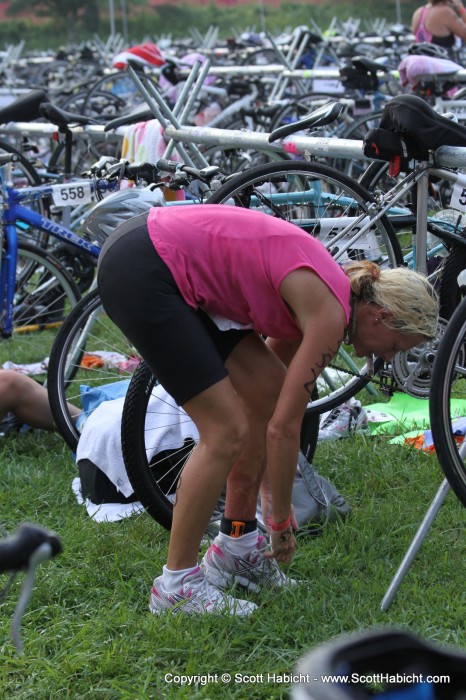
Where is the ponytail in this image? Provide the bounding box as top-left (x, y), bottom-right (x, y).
top-left (345, 262), bottom-right (439, 339)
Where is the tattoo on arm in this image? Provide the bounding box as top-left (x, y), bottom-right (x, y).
top-left (303, 338), bottom-right (343, 396)
top-left (280, 528), bottom-right (293, 544)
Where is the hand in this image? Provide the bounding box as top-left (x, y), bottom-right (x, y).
top-left (265, 524), bottom-right (297, 564)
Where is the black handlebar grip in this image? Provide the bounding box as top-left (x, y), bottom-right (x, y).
top-left (0, 523), bottom-right (61, 573)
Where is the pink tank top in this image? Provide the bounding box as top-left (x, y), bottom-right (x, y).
top-left (147, 205), bottom-right (351, 340)
top-left (415, 5), bottom-right (433, 43)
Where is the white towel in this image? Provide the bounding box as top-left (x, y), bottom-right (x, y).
top-left (72, 477), bottom-right (144, 522)
top-left (76, 384), bottom-right (199, 498)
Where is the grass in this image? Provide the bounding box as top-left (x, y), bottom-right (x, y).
top-left (0, 428), bottom-right (465, 699)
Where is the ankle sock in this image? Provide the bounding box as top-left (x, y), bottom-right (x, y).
top-left (217, 529), bottom-right (258, 554)
top-left (162, 564), bottom-right (201, 592)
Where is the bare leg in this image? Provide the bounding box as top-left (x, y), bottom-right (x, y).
top-left (166, 335), bottom-right (286, 571)
top-left (166, 377), bottom-right (249, 570)
top-left (224, 335), bottom-right (286, 520)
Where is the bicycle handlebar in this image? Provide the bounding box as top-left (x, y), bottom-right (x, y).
top-left (83, 156), bottom-right (221, 188)
top-left (0, 523), bottom-right (61, 573)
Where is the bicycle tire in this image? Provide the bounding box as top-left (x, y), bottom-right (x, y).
top-left (0, 138), bottom-right (44, 187)
top-left (82, 72), bottom-right (145, 118)
top-left (47, 287), bottom-right (140, 452)
top-left (438, 241), bottom-right (466, 320)
top-left (430, 294), bottom-right (466, 506)
top-left (121, 361), bottom-right (321, 530)
top-left (0, 242), bottom-right (80, 376)
top-left (207, 160), bottom-right (402, 413)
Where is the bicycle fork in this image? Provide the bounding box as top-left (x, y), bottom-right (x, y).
top-left (0, 222), bottom-right (18, 338)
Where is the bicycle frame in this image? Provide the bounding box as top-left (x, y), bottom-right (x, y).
top-left (0, 161), bottom-right (109, 338)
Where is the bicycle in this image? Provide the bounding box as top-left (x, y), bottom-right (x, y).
top-left (0, 88), bottom-right (121, 187)
top-left (0, 522), bottom-right (61, 654)
top-left (0, 151), bottom-right (127, 375)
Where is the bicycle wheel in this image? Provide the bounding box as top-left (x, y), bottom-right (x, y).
top-left (208, 160), bottom-right (402, 413)
top-left (121, 361), bottom-right (321, 530)
top-left (47, 287), bottom-right (141, 452)
top-left (0, 242), bottom-right (81, 379)
top-left (82, 72), bottom-right (147, 118)
top-left (121, 362), bottom-right (192, 529)
top-left (47, 134), bottom-right (119, 180)
top-left (437, 235), bottom-right (466, 320)
top-left (430, 294), bottom-right (466, 506)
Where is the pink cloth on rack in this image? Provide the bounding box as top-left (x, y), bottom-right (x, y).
top-left (120, 119), bottom-right (184, 199)
top-left (398, 55), bottom-right (463, 88)
top-left (121, 119), bottom-right (176, 164)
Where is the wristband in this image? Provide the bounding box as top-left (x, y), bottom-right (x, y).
top-left (269, 515), bottom-right (291, 532)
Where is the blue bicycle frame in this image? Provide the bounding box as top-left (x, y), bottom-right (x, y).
top-left (0, 158), bottom-right (109, 338)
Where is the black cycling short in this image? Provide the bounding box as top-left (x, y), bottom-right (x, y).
top-left (97, 212), bottom-right (253, 406)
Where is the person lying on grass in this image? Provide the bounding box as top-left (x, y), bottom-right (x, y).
top-left (0, 370), bottom-right (80, 433)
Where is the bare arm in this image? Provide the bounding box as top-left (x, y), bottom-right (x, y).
top-left (411, 6), bottom-right (423, 34)
top-left (265, 270), bottom-right (346, 561)
top-left (443, 3), bottom-right (466, 38)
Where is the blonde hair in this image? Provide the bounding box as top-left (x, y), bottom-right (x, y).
top-left (345, 261), bottom-right (439, 339)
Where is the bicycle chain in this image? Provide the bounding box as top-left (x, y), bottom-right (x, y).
top-left (326, 359), bottom-right (396, 396)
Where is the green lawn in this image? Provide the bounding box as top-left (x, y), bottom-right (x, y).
top-left (0, 429), bottom-right (465, 699)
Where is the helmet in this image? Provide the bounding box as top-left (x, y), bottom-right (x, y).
top-left (113, 42), bottom-right (165, 70)
top-left (407, 42), bottom-right (449, 59)
top-left (82, 187), bottom-right (164, 246)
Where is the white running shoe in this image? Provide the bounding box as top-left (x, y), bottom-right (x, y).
top-left (149, 565), bottom-right (257, 616)
top-left (318, 400), bottom-right (370, 441)
top-left (202, 534), bottom-right (297, 593)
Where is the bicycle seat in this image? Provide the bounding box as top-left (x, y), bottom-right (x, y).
top-left (104, 107), bottom-right (155, 132)
top-left (39, 101), bottom-right (102, 129)
top-left (304, 31), bottom-right (324, 45)
top-left (378, 94), bottom-right (466, 159)
top-left (351, 55), bottom-right (390, 74)
top-left (293, 628), bottom-right (466, 700)
top-left (0, 89), bottom-right (48, 124)
top-left (268, 101), bottom-right (343, 143)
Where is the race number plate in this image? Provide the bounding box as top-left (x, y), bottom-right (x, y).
top-left (51, 181), bottom-right (95, 207)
